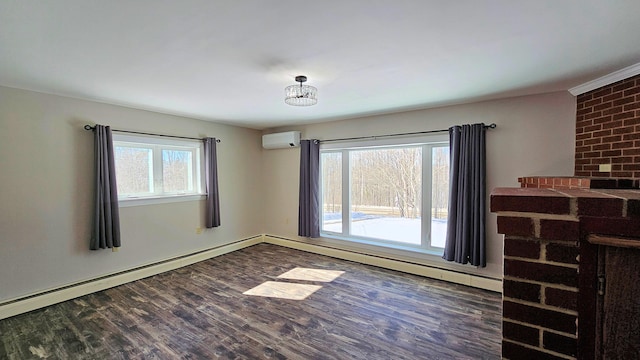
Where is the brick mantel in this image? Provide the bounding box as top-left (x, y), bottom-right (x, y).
top-left (491, 186), bottom-right (640, 359)
top-left (518, 176), bottom-right (639, 190)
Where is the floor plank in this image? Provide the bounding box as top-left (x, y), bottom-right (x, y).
top-left (0, 244), bottom-right (502, 359)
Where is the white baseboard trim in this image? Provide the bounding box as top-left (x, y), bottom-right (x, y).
top-left (262, 235), bottom-right (503, 293)
top-left (0, 236), bottom-right (262, 320)
top-left (1, 234), bottom-right (502, 320)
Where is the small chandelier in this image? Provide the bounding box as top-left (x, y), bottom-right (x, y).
top-left (285, 75), bottom-right (318, 106)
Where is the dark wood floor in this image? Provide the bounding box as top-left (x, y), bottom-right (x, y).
top-left (0, 244), bottom-right (502, 359)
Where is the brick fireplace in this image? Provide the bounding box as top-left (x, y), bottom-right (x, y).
top-left (490, 72), bottom-right (640, 359)
top-left (491, 180), bottom-right (640, 359)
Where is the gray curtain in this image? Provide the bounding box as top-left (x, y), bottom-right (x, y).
top-left (443, 123), bottom-right (486, 267)
top-left (298, 139), bottom-right (320, 238)
top-left (203, 137), bottom-right (221, 228)
top-left (91, 125), bottom-right (121, 250)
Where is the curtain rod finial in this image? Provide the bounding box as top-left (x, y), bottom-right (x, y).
top-left (84, 125), bottom-right (95, 131)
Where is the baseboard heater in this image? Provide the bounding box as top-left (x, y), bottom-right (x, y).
top-left (261, 235), bottom-right (502, 292)
top-left (1, 234), bottom-right (501, 320)
top-left (0, 236), bottom-right (263, 320)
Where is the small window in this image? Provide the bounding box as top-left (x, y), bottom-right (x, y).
top-left (113, 134), bottom-right (204, 204)
top-left (320, 135), bottom-right (449, 254)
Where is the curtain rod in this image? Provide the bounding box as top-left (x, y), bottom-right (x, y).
top-left (317, 123), bottom-right (496, 143)
top-left (83, 125), bottom-right (221, 143)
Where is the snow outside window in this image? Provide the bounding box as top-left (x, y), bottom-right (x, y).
top-left (320, 135), bottom-right (449, 254)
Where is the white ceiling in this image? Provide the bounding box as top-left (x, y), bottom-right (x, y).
top-left (1, 1), bottom-right (640, 129)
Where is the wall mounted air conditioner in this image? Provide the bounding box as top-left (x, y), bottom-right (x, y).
top-left (262, 131), bottom-right (301, 149)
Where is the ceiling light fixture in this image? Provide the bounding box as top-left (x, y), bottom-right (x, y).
top-left (285, 75), bottom-right (317, 106)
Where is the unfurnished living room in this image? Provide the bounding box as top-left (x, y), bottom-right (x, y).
top-left (1, 1), bottom-right (640, 359)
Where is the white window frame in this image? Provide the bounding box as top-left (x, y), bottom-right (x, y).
top-left (320, 134), bottom-right (449, 255)
top-left (113, 133), bottom-right (206, 207)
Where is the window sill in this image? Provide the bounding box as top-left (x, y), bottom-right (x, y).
top-left (320, 232), bottom-right (444, 257)
top-left (118, 194), bottom-right (206, 207)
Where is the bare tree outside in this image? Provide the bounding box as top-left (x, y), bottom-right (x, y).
top-left (115, 146), bottom-right (195, 196)
top-left (162, 149), bottom-right (192, 193)
top-left (430, 146), bottom-right (450, 248)
top-left (321, 144), bottom-right (450, 248)
top-left (431, 147), bottom-right (449, 220)
top-left (113, 136), bottom-right (203, 201)
top-left (349, 146), bottom-right (422, 243)
top-left (321, 152), bottom-right (342, 213)
top-left (321, 152), bottom-right (342, 232)
top-left (115, 147), bottom-right (153, 195)
top-left (350, 147), bottom-right (422, 218)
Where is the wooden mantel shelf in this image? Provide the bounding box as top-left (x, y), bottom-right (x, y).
top-left (588, 234), bottom-right (640, 249)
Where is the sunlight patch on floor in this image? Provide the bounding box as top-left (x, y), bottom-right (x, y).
top-left (244, 268), bottom-right (346, 300)
top-left (243, 281), bottom-right (322, 300)
top-left (277, 267), bottom-right (345, 282)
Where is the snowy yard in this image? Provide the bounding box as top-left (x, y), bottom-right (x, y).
top-left (322, 215), bottom-right (447, 248)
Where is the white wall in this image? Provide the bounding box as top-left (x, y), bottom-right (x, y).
top-left (0, 86), bottom-right (263, 302)
top-left (0, 86), bottom-right (576, 302)
top-left (262, 91), bottom-right (576, 280)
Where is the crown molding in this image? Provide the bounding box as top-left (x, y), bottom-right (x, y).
top-left (569, 62), bottom-right (640, 96)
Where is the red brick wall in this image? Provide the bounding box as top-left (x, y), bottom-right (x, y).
top-left (492, 187), bottom-right (640, 359)
top-left (575, 74), bottom-right (640, 178)
top-left (492, 190), bottom-right (579, 359)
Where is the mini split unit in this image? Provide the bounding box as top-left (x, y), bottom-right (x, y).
top-left (262, 131), bottom-right (301, 149)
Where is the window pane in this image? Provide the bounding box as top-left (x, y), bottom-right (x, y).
top-left (350, 147), bottom-right (422, 244)
top-left (113, 135), bottom-right (204, 203)
top-left (321, 152), bottom-right (342, 233)
top-left (162, 149), bottom-right (193, 193)
top-left (115, 146), bottom-right (153, 195)
top-left (431, 146), bottom-right (450, 248)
